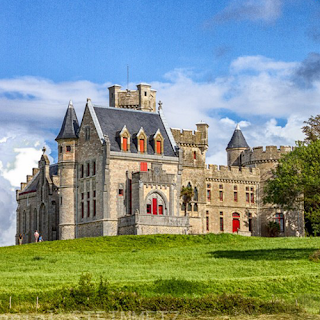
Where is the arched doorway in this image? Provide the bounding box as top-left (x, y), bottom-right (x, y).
top-left (232, 212), bottom-right (240, 233)
top-left (145, 192), bottom-right (167, 215)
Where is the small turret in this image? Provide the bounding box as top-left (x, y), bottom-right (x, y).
top-left (226, 124), bottom-right (249, 166)
top-left (56, 101), bottom-right (79, 240)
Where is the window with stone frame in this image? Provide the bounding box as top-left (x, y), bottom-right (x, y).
top-left (153, 129), bottom-right (164, 155)
top-left (119, 125), bottom-right (131, 152)
top-left (145, 192), bottom-right (167, 215)
top-left (85, 127), bottom-right (90, 141)
top-left (136, 127), bottom-right (147, 153)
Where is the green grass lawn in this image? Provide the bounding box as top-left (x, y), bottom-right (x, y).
top-left (1, 233), bottom-right (320, 313)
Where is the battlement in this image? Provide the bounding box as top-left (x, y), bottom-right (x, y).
top-left (206, 164), bottom-right (260, 182)
top-left (242, 145), bottom-right (293, 165)
top-left (108, 84), bottom-right (157, 112)
top-left (171, 122), bottom-right (209, 147)
top-left (17, 167), bottom-right (40, 196)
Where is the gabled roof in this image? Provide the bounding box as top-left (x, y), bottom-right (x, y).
top-left (93, 106), bottom-right (177, 157)
top-left (227, 124), bottom-right (250, 149)
top-left (56, 101), bottom-right (79, 140)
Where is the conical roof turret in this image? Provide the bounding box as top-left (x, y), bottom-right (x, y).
top-left (55, 101), bottom-right (80, 140)
top-left (226, 124), bottom-right (249, 149)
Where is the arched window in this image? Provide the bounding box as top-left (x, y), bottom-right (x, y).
top-left (120, 125), bottom-right (131, 152)
top-left (188, 203), bottom-right (192, 211)
top-left (22, 211), bottom-right (26, 234)
top-left (194, 187), bottom-right (198, 201)
top-left (181, 203), bottom-right (186, 212)
top-left (137, 127), bottom-right (147, 153)
top-left (194, 203), bottom-right (198, 211)
top-left (145, 192), bottom-right (167, 215)
top-left (153, 129), bottom-right (164, 155)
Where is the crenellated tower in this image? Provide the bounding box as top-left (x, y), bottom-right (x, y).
top-left (55, 100), bottom-right (79, 240)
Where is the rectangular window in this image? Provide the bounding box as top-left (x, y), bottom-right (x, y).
top-left (251, 193), bottom-right (255, 203)
top-left (275, 213), bottom-right (284, 232)
top-left (234, 185), bottom-right (237, 190)
top-left (219, 184), bottom-right (223, 189)
top-left (220, 211), bottom-right (223, 215)
top-left (251, 187), bottom-right (254, 192)
top-left (152, 198), bottom-right (157, 215)
top-left (81, 193), bottom-right (84, 200)
top-left (207, 184), bottom-right (211, 188)
top-left (93, 190), bottom-right (96, 198)
top-left (87, 163), bottom-right (90, 177)
top-left (93, 200), bottom-right (96, 217)
top-left (147, 204), bottom-right (151, 214)
top-left (87, 192), bottom-right (90, 198)
top-left (87, 201), bottom-right (90, 217)
top-left (219, 191), bottom-right (223, 201)
top-left (139, 139), bottom-right (145, 153)
top-left (206, 216), bottom-right (209, 231)
top-left (159, 205), bottom-right (163, 215)
top-left (81, 202), bottom-right (84, 219)
top-left (220, 217), bottom-right (224, 231)
top-left (156, 141), bottom-right (161, 154)
top-left (119, 189), bottom-right (124, 196)
top-left (246, 193), bottom-right (249, 203)
top-left (129, 179), bottom-right (132, 214)
top-left (249, 217), bottom-right (252, 232)
top-left (140, 162), bottom-right (148, 172)
top-left (93, 161), bottom-right (96, 175)
top-left (193, 151), bottom-right (196, 159)
top-left (207, 190), bottom-right (211, 201)
top-left (123, 137), bottom-right (128, 151)
top-left (81, 165), bottom-right (84, 178)
top-left (66, 145), bottom-right (71, 152)
top-left (246, 186), bottom-right (249, 191)
top-left (85, 127), bottom-right (90, 141)
top-left (234, 192), bottom-right (238, 202)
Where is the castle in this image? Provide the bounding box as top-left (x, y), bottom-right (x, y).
top-left (16, 83), bottom-right (304, 244)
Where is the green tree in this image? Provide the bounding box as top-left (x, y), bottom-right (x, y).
top-left (180, 186), bottom-right (194, 216)
top-left (264, 140), bottom-right (320, 235)
top-left (302, 115), bottom-right (320, 143)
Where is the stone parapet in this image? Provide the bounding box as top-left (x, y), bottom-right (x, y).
top-left (171, 128), bottom-right (203, 146)
top-left (242, 146), bottom-right (293, 166)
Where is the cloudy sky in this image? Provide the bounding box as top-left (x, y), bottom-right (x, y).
top-left (1, 0), bottom-right (320, 246)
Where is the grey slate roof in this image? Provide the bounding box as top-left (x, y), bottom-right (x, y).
top-left (49, 164), bottom-right (58, 176)
top-left (227, 126), bottom-right (250, 149)
top-left (93, 106), bottom-right (177, 157)
top-left (56, 101), bottom-right (79, 140)
top-left (20, 173), bottom-right (39, 194)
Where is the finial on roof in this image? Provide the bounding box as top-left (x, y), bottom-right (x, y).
top-left (68, 100), bottom-right (73, 108)
top-left (42, 146), bottom-right (46, 154)
top-left (158, 100), bottom-right (163, 110)
top-left (236, 123), bottom-right (240, 130)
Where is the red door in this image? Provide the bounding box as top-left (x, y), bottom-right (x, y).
top-left (232, 219), bottom-right (240, 233)
top-left (232, 212), bottom-right (240, 233)
top-left (152, 198), bottom-right (157, 215)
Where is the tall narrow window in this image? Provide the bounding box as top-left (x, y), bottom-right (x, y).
top-left (147, 204), bottom-right (151, 214)
top-left (81, 165), bottom-right (84, 178)
top-left (193, 151), bottom-right (196, 159)
top-left (206, 216), bottom-right (209, 231)
top-left (87, 200), bottom-right (90, 217)
top-left (275, 213), bottom-right (284, 232)
top-left (87, 163), bottom-right (90, 177)
top-left (194, 187), bottom-right (198, 201)
top-left (156, 141), bottom-right (161, 154)
top-left (85, 127), bottom-right (90, 141)
top-left (219, 191), bottom-right (223, 201)
top-left (123, 137), bottom-right (128, 151)
top-left (234, 192), bottom-right (238, 202)
top-left (251, 193), bottom-right (255, 203)
top-left (207, 190), bottom-right (211, 201)
top-left (220, 217), bottom-right (224, 231)
top-left (93, 200), bottom-right (96, 217)
top-left (139, 139), bottom-right (145, 153)
top-left (246, 193), bottom-right (249, 203)
top-left (129, 179), bottom-right (132, 214)
top-left (93, 161), bottom-right (96, 175)
top-left (159, 205), bottom-right (163, 215)
top-left (248, 213), bottom-right (252, 232)
top-left (81, 202), bottom-right (84, 219)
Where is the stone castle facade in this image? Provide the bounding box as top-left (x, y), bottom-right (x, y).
top-left (16, 83), bottom-right (304, 244)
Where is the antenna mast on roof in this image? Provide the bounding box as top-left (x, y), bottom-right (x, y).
top-left (127, 65), bottom-right (129, 90)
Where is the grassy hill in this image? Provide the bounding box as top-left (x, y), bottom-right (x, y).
top-left (1, 233), bottom-right (320, 314)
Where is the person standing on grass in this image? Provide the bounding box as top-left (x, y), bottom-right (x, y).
top-left (18, 234), bottom-right (23, 245)
top-left (34, 230), bottom-right (39, 243)
top-left (39, 235), bottom-right (43, 242)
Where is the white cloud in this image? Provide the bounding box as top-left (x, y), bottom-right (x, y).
top-left (0, 52), bottom-right (319, 246)
top-left (211, 0), bottom-right (284, 24)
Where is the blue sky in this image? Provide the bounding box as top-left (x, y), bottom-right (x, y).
top-left (1, 0), bottom-right (320, 245)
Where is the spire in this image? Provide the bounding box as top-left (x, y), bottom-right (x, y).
top-left (55, 101), bottom-right (80, 140)
top-left (226, 123), bottom-right (249, 149)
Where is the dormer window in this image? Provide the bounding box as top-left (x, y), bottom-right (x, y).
top-left (153, 129), bottom-right (164, 155)
top-left (137, 127), bottom-right (147, 154)
top-left (119, 125), bottom-right (131, 152)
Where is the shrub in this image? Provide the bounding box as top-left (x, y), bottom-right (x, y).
top-left (309, 249), bottom-right (320, 262)
top-left (266, 221), bottom-right (280, 237)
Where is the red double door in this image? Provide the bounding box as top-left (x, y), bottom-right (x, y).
top-left (152, 198), bottom-right (163, 215)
